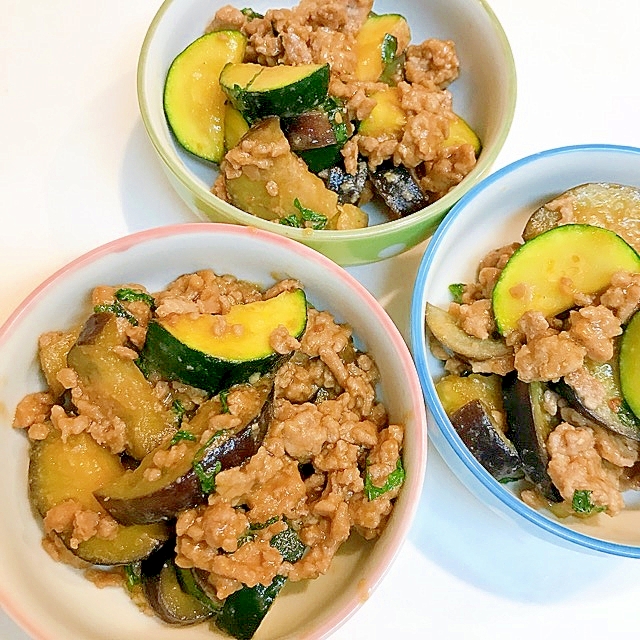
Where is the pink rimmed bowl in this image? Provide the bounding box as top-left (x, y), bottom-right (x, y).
top-left (0, 223), bottom-right (426, 640)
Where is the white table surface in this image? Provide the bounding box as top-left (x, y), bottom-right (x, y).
top-left (3, 1), bottom-right (640, 638)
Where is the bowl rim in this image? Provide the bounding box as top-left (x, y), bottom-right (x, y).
top-left (410, 142), bottom-right (640, 559)
top-left (0, 222), bottom-right (428, 639)
top-left (136, 0), bottom-right (517, 243)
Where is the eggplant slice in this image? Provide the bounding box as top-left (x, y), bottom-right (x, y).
top-left (95, 387), bottom-right (274, 525)
top-left (502, 374), bottom-right (562, 502)
top-left (449, 399), bottom-right (522, 482)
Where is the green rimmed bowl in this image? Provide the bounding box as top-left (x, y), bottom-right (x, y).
top-left (138, 0), bottom-right (516, 266)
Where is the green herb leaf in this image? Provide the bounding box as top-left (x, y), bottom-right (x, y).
top-left (380, 33), bottom-right (398, 65)
top-left (293, 199), bottom-right (328, 230)
top-left (192, 430), bottom-right (230, 494)
top-left (124, 563), bottom-right (142, 590)
top-left (279, 214), bottom-right (303, 228)
top-left (93, 301), bottom-right (138, 326)
top-left (364, 457), bottom-right (405, 501)
top-left (114, 288), bottom-right (155, 307)
top-left (220, 390), bottom-right (230, 414)
top-left (238, 516), bottom-right (280, 547)
top-left (270, 527), bottom-right (306, 563)
top-left (251, 516), bottom-right (279, 531)
top-left (448, 283), bottom-right (466, 304)
top-left (170, 429), bottom-right (197, 446)
top-left (172, 399), bottom-right (186, 422)
top-left (572, 489), bottom-right (606, 515)
top-left (194, 459), bottom-right (222, 495)
top-left (240, 7), bottom-right (263, 19)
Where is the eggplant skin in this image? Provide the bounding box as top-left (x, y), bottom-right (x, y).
top-left (449, 399), bottom-right (522, 482)
top-left (95, 391), bottom-right (274, 525)
top-left (501, 373), bottom-right (562, 502)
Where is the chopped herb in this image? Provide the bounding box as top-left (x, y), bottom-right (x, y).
top-left (170, 429), bottom-right (197, 446)
top-left (124, 563), bottom-right (142, 590)
top-left (293, 199), bottom-right (328, 230)
top-left (114, 288), bottom-right (155, 307)
top-left (193, 459), bottom-right (222, 495)
top-left (240, 7), bottom-right (263, 19)
top-left (572, 489), bottom-right (606, 515)
top-left (448, 283), bottom-right (466, 304)
top-left (498, 476), bottom-right (521, 484)
top-left (192, 430), bottom-right (230, 494)
top-left (237, 516), bottom-right (280, 547)
top-left (220, 390), bottom-right (230, 414)
top-left (379, 52), bottom-right (405, 85)
top-left (270, 527), bottom-right (306, 563)
top-left (172, 399), bottom-right (186, 422)
top-left (380, 33), bottom-right (398, 65)
top-left (93, 301), bottom-right (138, 326)
top-left (364, 456), bottom-right (405, 501)
top-left (279, 214), bottom-right (303, 228)
top-left (251, 516), bottom-right (279, 531)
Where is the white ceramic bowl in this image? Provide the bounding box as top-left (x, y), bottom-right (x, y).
top-left (0, 223), bottom-right (427, 639)
top-left (410, 144), bottom-right (640, 558)
top-left (137, 0), bottom-right (516, 266)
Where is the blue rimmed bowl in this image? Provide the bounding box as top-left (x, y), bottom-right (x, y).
top-left (410, 144), bottom-right (640, 558)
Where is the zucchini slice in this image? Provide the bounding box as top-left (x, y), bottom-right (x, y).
top-left (224, 102), bottom-right (250, 151)
top-left (29, 429), bottom-right (169, 565)
top-left (220, 62), bottom-right (330, 122)
top-left (215, 575), bottom-right (287, 640)
top-left (621, 311), bottom-right (640, 421)
top-left (138, 289), bottom-right (307, 394)
top-left (492, 224), bottom-right (640, 335)
top-left (358, 87), bottom-right (405, 139)
top-left (164, 30), bottom-right (247, 162)
top-left (355, 13), bottom-right (411, 83)
top-left (442, 114), bottom-right (482, 156)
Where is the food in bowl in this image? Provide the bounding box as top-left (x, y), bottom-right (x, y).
top-left (426, 182), bottom-right (640, 520)
top-left (162, 0), bottom-right (480, 230)
top-left (12, 268), bottom-right (405, 639)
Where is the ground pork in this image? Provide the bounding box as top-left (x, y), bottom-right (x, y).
top-left (547, 422), bottom-right (625, 515)
top-left (514, 332), bottom-right (587, 383)
top-left (567, 305), bottom-right (622, 362)
top-left (18, 267), bottom-right (405, 615)
top-left (209, 0), bottom-right (473, 217)
top-left (600, 271), bottom-right (640, 322)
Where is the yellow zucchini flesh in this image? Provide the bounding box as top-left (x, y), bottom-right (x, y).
top-left (358, 87), bottom-right (406, 139)
top-left (138, 289), bottom-right (308, 393)
top-left (442, 114), bottom-right (482, 156)
top-left (355, 13), bottom-right (411, 83)
top-left (166, 289), bottom-right (307, 361)
top-left (163, 30), bottom-right (247, 162)
top-left (492, 224), bottom-right (640, 335)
